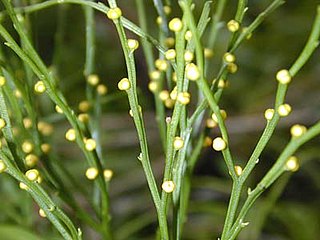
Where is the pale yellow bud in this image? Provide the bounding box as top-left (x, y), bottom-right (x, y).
top-left (118, 78), bottom-right (131, 91)
top-left (227, 20), bottom-right (240, 32)
top-left (156, 16), bottom-right (162, 25)
top-left (169, 87), bottom-right (177, 100)
top-left (173, 136), bottom-right (184, 150)
top-left (211, 110), bottom-right (227, 123)
top-left (165, 49), bottom-right (176, 60)
top-left (41, 143), bottom-right (51, 154)
top-left (78, 113), bottom-right (89, 123)
top-left (278, 104), bottom-right (291, 117)
top-left (39, 209), bottom-right (46, 218)
top-left (25, 154), bottom-right (39, 167)
top-left (159, 90), bottom-right (170, 101)
top-left (212, 137), bottom-right (227, 151)
top-left (0, 160), bottom-right (7, 173)
top-left (23, 118), bottom-right (32, 129)
top-left (55, 105), bottom-right (63, 114)
top-left (155, 59), bottom-right (168, 71)
top-left (203, 137), bottom-right (213, 147)
top-left (0, 118), bottom-right (6, 130)
top-left (107, 7), bottom-right (122, 20)
top-left (97, 84), bottom-right (108, 95)
top-left (22, 140), bottom-right (34, 154)
top-left (204, 48), bottom-right (214, 58)
top-left (128, 39), bottom-right (139, 51)
top-left (184, 50), bottom-right (194, 62)
top-left (290, 124), bottom-right (307, 138)
top-left (164, 37), bottom-right (175, 48)
top-left (37, 122), bottom-right (53, 136)
top-left (168, 18), bottom-right (183, 32)
top-left (19, 182), bottom-right (28, 190)
top-left (206, 118), bottom-right (217, 128)
top-left (163, 5), bottom-right (171, 15)
top-left (149, 70), bottom-right (161, 81)
top-left (162, 180), bottom-right (175, 193)
top-left (86, 167), bottom-right (99, 180)
top-left (185, 30), bottom-right (192, 41)
top-left (78, 100), bottom-right (90, 112)
top-left (34, 81), bottom-right (46, 93)
top-left (85, 138), bottom-right (96, 151)
top-left (65, 128), bottom-right (76, 141)
top-left (103, 169), bottom-right (113, 181)
top-left (164, 99), bottom-right (175, 108)
top-left (87, 74), bottom-right (99, 86)
top-left (14, 89), bottom-right (22, 98)
top-left (148, 81), bottom-right (158, 93)
top-left (276, 69), bottom-right (291, 84)
top-left (0, 76), bottom-right (6, 86)
top-left (223, 52), bottom-right (236, 63)
top-left (186, 63), bottom-right (200, 81)
top-left (264, 108), bottom-right (274, 120)
top-left (227, 63), bottom-right (238, 73)
top-left (285, 156), bottom-right (299, 172)
top-left (25, 169), bottom-right (40, 181)
top-left (177, 92), bottom-right (190, 105)
top-left (234, 165), bottom-right (243, 176)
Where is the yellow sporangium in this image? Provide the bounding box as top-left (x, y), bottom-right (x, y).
top-left (78, 100), bottom-right (90, 112)
top-left (159, 90), bottom-right (170, 101)
top-left (22, 140), bottom-right (34, 154)
top-left (162, 180), bottom-right (175, 193)
top-left (85, 138), bottom-right (96, 151)
top-left (86, 167), bottom-right (99, 180)
top-left (25, 154), bottom-right (39, 167)
top-left (149, 70), bottom-right (161, 81)
top-left (173, 136), bottom-right (184, 150)
top-left (211, 109), bottom-right (227, 123)
top-left (0, 160), bottom-right (7, 173)
top-left (212, 137), bottom-right (227, 151)
top-left (148, 81), bottom-right (158, 93)
top-left (103, 169), bottom-right (113, 181)
top-left (177, 92), bottom-right (191, 105)
top-left (276, 69), bottom-right (291, 84)
top-left (0, 118), bottom-right (6, 130)
top-left (127, 39), bottom-right (139, 51)
top-left (184, 50), bottom-right (194, 62)
top-left (285, 156), bottom-right (299, 172)
top-left (223, 52), bottom-right (236, 63)
top-left (186, 63), bottom-right (200, 81)
top-left (87, 74), bottom-right (99, 86)
top-left (55, 105), bottom-right (63, 114)
top-left (264, 108), bottom-right (274, 120)
top-left (107, 7), bottom-right (122, 20)
top-left (0, 76), bottom-right (6, 86)
top-left (25, 169), bottom-right (40, 181)
top-left (39, 209), bottom-right (46, 218)
top-left (227, 20), bottom-right (240, 32)
top-left (155, 59), bottom-right (168, 71)
top-left (65, 128), bottom-right (76, 142)
top-left (185, 30), bottom-right (192, 41)
top-left (234, 165), bottom-right (243, 176)
top-left (34, 81), bottom-right (46, 93)
top-left (165, 49), bottom-right (176, 60)
top-left (118, 78), bottom-right (131, 91)
top-left (168, 18), bottom-right (183, 32)
top-left (290, 124), bottom-right (307, 137)
top-left (97, 84), bottom-right (108, 95)
top-left (278, 103), bottom-right (291, 117)
top-left (41, 143), bottom-right (51, 154)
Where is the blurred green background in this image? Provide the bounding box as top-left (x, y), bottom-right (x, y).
top-left (0, 0), bottom-right (320, 239)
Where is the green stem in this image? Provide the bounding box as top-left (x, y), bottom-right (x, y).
top-left (107, 0), bottom-right (168, 238)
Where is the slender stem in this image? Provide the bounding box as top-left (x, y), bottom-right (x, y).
top-left (107, 0), bottom-right (168, 238)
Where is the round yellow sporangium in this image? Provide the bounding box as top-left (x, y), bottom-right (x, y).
top-left (212, 137), bottom-right (227, 151)
top-left (162, 180), bottom-right (175, 193)
top-left (168, 18), bottom-right (183, 32)
top-left (86, 167), bottom-right (99, 180)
